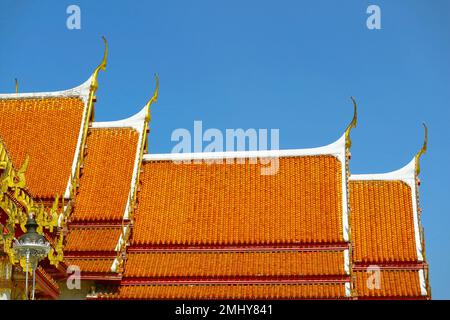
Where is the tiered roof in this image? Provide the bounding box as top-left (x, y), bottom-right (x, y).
top-left (64, 107), bottom-right (151, 279)
top-left (0, 39), bottom-right (430, 300)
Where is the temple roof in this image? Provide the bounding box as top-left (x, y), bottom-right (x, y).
top-left (63, 258), bottom-right (117, 275)
top-left (134, 134), bottom-right (349, 246)
top-left (350, 179), bottom-right (418, 263)
top-left (70, 127), bottom-right (140, 222)
top-left (0, 60), bottom-right (430, 300)
top-left (63, 105), bottom-right (149, 279)
top-left (104, 133), bottom-right (353, 299)
top-left (0, 78), bottom-right (92, 198)
top-left (123, 251), bottom-right (347, 278)
top-left (349, 157), bottom-right (424, 263)
top-left (349, 157), bottom-right (428, 298)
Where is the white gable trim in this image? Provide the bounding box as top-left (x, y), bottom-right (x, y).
top-left (418, 269), bottom-right (428, 296)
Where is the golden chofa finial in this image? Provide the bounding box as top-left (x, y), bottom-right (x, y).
top-left (415, 123), bottom-right (428, 176)
top-left (345, 96), bottom-right (358, 149)
top-left (145, 73), bottom-right (159, 122)
top-left (91, 36), bottom-right (108, 91)
top-left (15, 78), bottom-right (18, 93)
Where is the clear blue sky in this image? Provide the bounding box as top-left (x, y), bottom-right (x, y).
top-left (1, 0), bottom-right (449, 299)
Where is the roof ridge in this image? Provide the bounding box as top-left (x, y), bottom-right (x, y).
top-left (0, 75), bottom-right (93, 100)
top-left (143, 133), bottom-right (347, 162)
top-left (349, 157), bottom-right (416, 183)
top-left (91, 104), bottom-right (147, 133)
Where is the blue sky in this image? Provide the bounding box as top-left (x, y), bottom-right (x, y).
top-left (1, 0), bottom-right (449, 298)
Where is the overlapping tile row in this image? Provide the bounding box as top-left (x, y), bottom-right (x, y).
top-left (0, 97), bottom-right (85, 199)
top-left (123, 251), bottom-right (346, 278)
top-left (64, 227), bottom-right (122, 252)
top-left (98, 283), bottom-right (347, 300)
top-left (1, 76), bottom-right (430, 300)
top-left (349, 179), bottom-right (429, 299)
top-left (64, 258), bottom-right (117, 274)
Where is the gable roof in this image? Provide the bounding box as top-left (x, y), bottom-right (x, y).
top-left (349, 158), bottom-right (424, 262)
top-left (0, 78), bottom-right (92, 199)
top-left (70, 127), bottom-right (140, 222)
top-left (349, 156), bottom-right (428, 298)
top-left (135, 133), bottom-right (349, 246)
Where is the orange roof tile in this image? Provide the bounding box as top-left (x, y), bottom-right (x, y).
top-left (71, 128), bottom-right (139, 222)
top-left (124, 251), bottom-right (346, 278)
top-left (133, 156), bottom-right (344, 245)
top-left (354, 270), bottom-right (423, 298)
top-left (349, 180), bottom-right (418, 263)
top-left (0, 97), bottom-right (85, 198)
top-left (64, 258), bottom-right (115, 274)
top-left (65, 227), bottom-right (122, 252)
top-left (106, 283), bottom-right (346, 299)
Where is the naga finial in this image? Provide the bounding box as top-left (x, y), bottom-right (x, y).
top-left (345, 96), bottom-right (358, 149)
top-left (145, 73), bottom-right (159, 122)
top-left (415, 123), bottom-right (428, 176)
top-left (15, 78), bottom-right (18, 93)
top-left (91, 36), bottom-right (108, 91)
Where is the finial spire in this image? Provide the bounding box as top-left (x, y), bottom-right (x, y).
top-left (345, 96), bottom-right (358, 149)
top-left (415, 123), bottom-right (428, 176)
top-left (15, 78), bottom-right (18, 93)
top-left (145, 73), bottom-right (159, 122)
top-left (91, 36), bottom-right (108, 91)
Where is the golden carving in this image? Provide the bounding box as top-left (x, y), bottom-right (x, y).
top-left (48, 232), bottom-right (64, 267)
top-left (415, 123), bottom-right (428, 176)
top-left (1, 139), bottom-right (66, 270)
top-left (145, 73), bottom-right (159, 122)
top-left (345, 97), bottom-right (357, 150)
top-left (70, 37), bottom-right (109, 201)
top-left (35, 195), bottom-right (60, 233)
top-left (90, 36), bottom-right (108, 92)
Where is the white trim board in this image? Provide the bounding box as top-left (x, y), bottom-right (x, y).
top-left (143, 133), bottom-right (347, 162)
